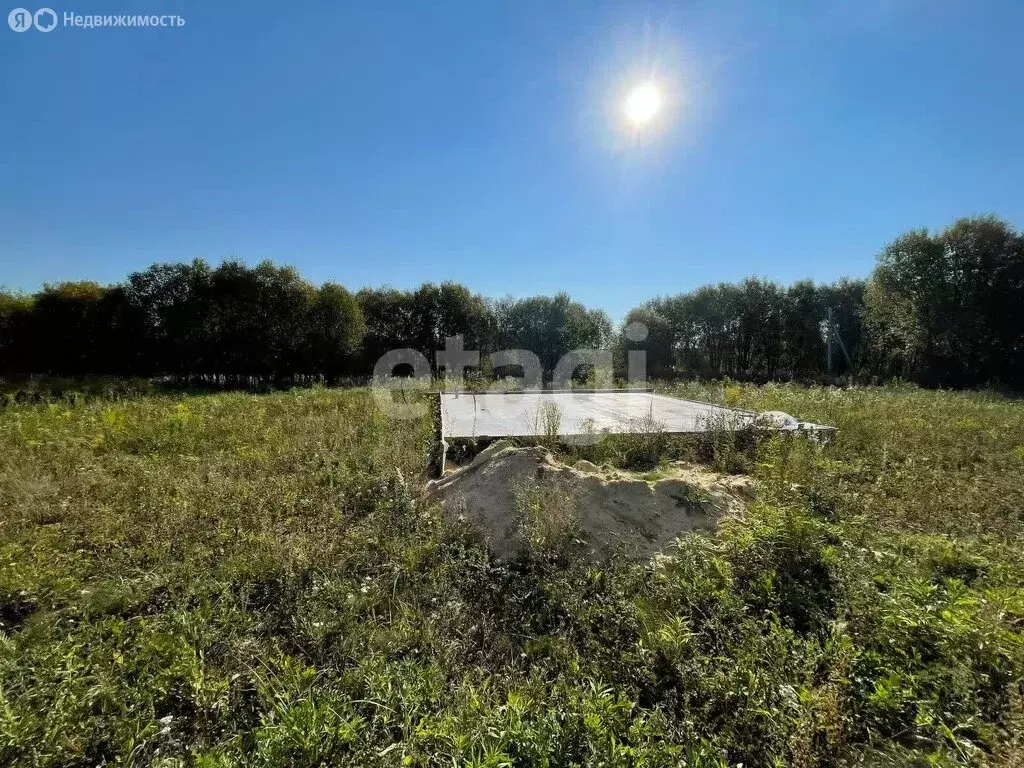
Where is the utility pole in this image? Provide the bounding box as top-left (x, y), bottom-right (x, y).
top-left (827, 306), bottom-right (834, 374)
top-left (824, 307), bottom-right (853, 375)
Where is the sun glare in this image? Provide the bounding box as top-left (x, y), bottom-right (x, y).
top-left (624, 83), bottom-right (662, 126)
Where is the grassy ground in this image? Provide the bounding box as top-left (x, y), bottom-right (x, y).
top-left (0, 384), bottom-right (1022, 766)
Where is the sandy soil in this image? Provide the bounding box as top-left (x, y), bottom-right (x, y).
top-left (426, 441), bottom-right (753, 560)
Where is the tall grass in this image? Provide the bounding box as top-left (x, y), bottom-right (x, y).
top-left (0, 384), bottom-right (1022, 766)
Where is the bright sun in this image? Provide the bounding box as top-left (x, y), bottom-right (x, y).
top-left (624, 83), bottom-right (662, 125)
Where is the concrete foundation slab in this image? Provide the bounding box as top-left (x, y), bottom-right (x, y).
top-left (439, 390), bottom-right (829, 439)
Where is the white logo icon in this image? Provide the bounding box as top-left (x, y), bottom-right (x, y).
top-left (8, 7), bottom-right (32, 30)
top-left (7, 7), bottom-right (57, 31)
top-left (33, 7), bottom-right (55, 30)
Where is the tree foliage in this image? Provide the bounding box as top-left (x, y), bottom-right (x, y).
top-left (864, 216), bottom-right (1024, 387)
top-left (1, 216), bottom-right (1021, 389)
top-left (619, 278), bottom-right (865, 382)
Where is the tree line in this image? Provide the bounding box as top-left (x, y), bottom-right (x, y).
top-left (1, 216), bottom-right (1022, 389)
top-left (0, 260), bottom-right (612, 387)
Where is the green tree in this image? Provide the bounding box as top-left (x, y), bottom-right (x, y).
top-left (864, 217), bottom-right (1024, 386)
top-left (27, 282), bottom-right (111, 376)
top-left (491, 293), bottom-right (611, 380)
top-left (307, 283), bottom-right (365, 384)
top-left (619, 306), bottom-right (676, 379)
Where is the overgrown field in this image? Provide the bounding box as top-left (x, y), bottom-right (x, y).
top-left (1, 385), bottom-right (1022, 766)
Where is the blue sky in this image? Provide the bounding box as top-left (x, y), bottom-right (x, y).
top-left (2, 0), bottom-right (1022, 321)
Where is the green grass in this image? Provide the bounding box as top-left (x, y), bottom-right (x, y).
top-left (1, 384), bottom-right (1022, 766)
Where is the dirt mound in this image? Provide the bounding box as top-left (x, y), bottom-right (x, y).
top-left (426, 442), bottom-right (753, 560)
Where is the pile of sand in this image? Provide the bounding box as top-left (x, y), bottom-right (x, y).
top-left (426, 442), bottom-right (753, 560)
